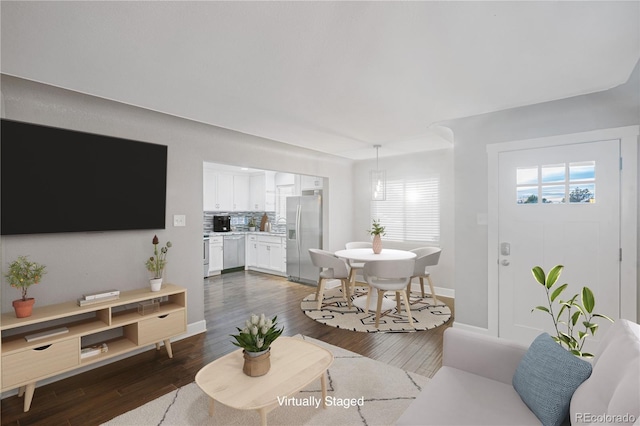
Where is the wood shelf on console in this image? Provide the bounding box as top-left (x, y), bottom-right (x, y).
top-left (0, 283), bottom-right (187, 413)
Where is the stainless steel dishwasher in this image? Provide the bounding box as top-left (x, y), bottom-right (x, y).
top-left (223, 234), bottom-right (245, 270)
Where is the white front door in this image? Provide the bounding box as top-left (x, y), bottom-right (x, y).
top-left (497, 139), bottom-right (620, 351)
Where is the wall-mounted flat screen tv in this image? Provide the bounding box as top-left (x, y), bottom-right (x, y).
top-left (1, 119), bottom-right (168, 235)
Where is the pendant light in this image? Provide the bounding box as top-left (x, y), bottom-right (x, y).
top-left (370, 144), bottom-right (386, 201)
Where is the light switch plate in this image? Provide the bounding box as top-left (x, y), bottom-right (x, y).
top-left (173, 214), bottom-right (186, 227)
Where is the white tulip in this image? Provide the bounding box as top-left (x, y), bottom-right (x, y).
top-left (251, 326), bottom-right (258, 336)
top-left (250, 314), bottom-right (259, 325)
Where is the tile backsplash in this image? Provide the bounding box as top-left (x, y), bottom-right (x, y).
top-left (203, 211), bottom-right (284, 233)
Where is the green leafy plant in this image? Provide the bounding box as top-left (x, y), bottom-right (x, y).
top-left (531, 264), bottom-right (613, 357)
top-left (145, 235), bottom-right (172, 279)
top-left (231, 313), bottom-right (284, 353)
top-left (368, 219), bottom-right (386, 236)
top-left (5, 255), bottom-right (47, 301)
top-left (248, 217), bottom-right (257, 227)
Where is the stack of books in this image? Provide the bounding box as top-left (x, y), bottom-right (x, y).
top-left (77, 289), bottom-right (120, 306)
top-left (80, 342), bottom-right (109, 359)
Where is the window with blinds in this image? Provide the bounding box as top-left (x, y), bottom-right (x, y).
top-left (371, 176), bottom-right (440, 243)
top-left (276, 184), bottom-right (294, 223)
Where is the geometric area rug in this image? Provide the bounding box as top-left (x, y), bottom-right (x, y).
top-left (102, 335), bottom-right (429, 426)
top-left (302, 285), bottom-right (452, 333)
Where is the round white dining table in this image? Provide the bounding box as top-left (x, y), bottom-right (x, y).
top-left (334, 248), bottom-right (416, 311)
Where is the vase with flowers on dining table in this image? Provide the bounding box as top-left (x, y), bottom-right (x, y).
top-left (369, 219), bottom-right (385, 254)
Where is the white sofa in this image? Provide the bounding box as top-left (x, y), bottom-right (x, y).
top-left (396, 319), bottom-right (640, 425)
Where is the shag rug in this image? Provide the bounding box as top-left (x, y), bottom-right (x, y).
top-left (103, 336), bottom-right (429, 426)
top-left (301, 285), bottom-right (452, 332)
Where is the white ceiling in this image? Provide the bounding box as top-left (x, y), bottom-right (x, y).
top-left (1, 1), bottom-right (638, 159)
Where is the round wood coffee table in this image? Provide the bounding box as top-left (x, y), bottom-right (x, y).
top-left (195, 337), bottom-right (333, 425)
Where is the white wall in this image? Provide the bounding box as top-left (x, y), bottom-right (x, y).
top-left (0, 75), bottom-right (354, 326)
top-left (445, 61), bottom-right (640, 330)
top-left (352, 148), bottom-right (455, 293)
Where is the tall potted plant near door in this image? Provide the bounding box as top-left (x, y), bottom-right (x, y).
top-left (5, 255), bottom-right (47, 318)
top-left (368, 219), bottom-right (386, 254)
top-left (145, 235), bottom-right (172, 291)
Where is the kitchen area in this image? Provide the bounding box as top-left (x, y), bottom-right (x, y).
top-left (203, 162), bottom-right (323, 285)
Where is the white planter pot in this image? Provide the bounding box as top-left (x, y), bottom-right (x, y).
top-left (149, 278), bottom-right (163, 292)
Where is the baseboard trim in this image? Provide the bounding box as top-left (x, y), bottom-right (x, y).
top-left (452, 321), bottom-right (493, 335)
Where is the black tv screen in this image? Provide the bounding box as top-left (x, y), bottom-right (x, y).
top-left (1, 119), bottom-right (168, 235)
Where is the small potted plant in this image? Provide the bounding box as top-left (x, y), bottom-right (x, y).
top-left (145, 235), bottom-right (172, 291)
top-left (368, 219), bottom-right (386, 254)
top-left (248, 217), bottom-right (257, 232)
top-left (230, 313), bottom-right (284, 376)
top-left (5, 255), bottom-right (47, 318)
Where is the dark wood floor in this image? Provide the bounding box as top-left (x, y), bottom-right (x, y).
top-left (1, 271), bottom-right (454, 425)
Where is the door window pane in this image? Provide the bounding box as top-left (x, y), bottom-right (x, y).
top-left (541, 164), bottom-right (565, 183)
top-left (517, 167), bottom-right (538, 185)
top-left (517, 187), bottom-right (538, 204)
top-left (541, 185), bottom-right (565, 204)
top-left (569, 161), bottom-right (595, 181)
top-left (569, 184), bottom-right (595, 203)
top-left (518, 161), bottom-right (596, 205)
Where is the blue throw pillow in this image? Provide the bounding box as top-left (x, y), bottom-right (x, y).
top-left (512, 333), bottom-right (592, 426)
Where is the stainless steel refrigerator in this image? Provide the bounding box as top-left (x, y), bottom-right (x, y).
top-left (286, 194), bottom-right (322, 284)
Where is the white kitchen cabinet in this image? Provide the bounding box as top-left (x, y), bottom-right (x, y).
top-left (203, 169), bottom-right (219, 211)
top-left (209, 237), bottom-right (223, 274)
top-left (301, 175), bottom-right (323, 191)
top-left (215, 173), bottom-right (250, 211)
top-left (249, 171), bottom-right (276, 212)
top-left (233, 175), bottom-right (250, 210)
top-left (217, 173), bottom-right (234, 210)
top-left (257, 236), bottom-right (284, 271)
top-left (246, 235), bottom-right (258, 267)
top-left (249, 173), bottom-right (265, 211)
top-left (247, 234), bottom-right (285, 276)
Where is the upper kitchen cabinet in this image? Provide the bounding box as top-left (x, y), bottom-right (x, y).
top-left (232, 174), bottom-right (250, 211)
top-left (203, 166), bottom-right (250, 212)
top-left (217, 173), bottom-right (249, 211)
top-left (250, 171), bottom-right (276, 212)
top-left (300, 175), bottom-right (323, 191)
top-left (250, 173), bottom-right (265, 211)
top-left (203, 167), bottom-right (219, 211)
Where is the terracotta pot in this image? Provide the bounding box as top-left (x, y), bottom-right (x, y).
top-left (372, 234), bottom-right (382, 254)
top-left (243, 348), bottom-right (271, 377)
top-left (12, 298), bottom-right (35, 318)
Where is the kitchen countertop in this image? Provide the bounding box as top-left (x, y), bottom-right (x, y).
top-left (205, 231), bottom-right (286, 237)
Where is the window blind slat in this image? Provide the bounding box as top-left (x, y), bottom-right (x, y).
top-left (371, 177), bottom-right (440, 243)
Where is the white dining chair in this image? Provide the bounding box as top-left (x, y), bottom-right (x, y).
top-left (409, 247), bottom-right (442, 304)
top-left (308, 249), bottom-right (352, 310)
top-left (363, 258), bottom-right (415, 328)
top-left (345, 242), bottom-right (372, 293)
